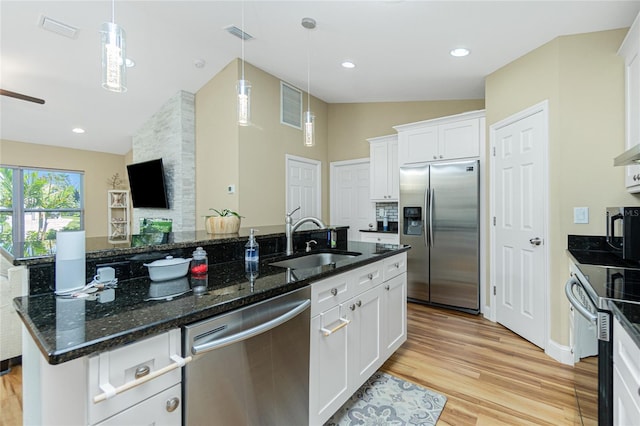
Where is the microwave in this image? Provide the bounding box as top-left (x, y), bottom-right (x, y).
top-left (606, 207), bottom-right (640, 261)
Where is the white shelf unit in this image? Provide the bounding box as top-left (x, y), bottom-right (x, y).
top-left (108, 190), bottom-right (130, 243)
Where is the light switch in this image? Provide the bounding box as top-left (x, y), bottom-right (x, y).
top-left (573, 207), bottom-right (589, 224)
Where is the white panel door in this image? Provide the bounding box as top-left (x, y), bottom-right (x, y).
top-left (330, 160), bottom-right (372, 241)
top-left (286, 155), bottom-right (321, 226)
top-left (494, 108), bottom-right (547, 349)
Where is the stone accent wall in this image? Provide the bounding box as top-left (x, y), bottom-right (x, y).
top-left (132, 91), bottom-right (195, 233)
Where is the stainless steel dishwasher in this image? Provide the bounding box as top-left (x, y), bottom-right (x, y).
top-left (183, 287), bottom-right (311, 425)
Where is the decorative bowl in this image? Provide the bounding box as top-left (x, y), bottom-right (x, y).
top-left (143, 256), bottom-right (192, 282)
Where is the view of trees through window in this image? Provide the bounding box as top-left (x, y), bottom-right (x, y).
top-left (0, 166), bottom-right (84, 254)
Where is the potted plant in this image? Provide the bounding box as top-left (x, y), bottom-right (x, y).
top-left (205, 209), bottom-right (243, 234)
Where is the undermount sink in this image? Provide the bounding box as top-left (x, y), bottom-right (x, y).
top-left (270, 252), bottom-right (361, 269)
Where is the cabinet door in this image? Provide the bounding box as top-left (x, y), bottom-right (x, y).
top-left (625, 50), bottom-right (640, 191)
top-left (309, 305), bottom-right (350, 426)
top-left (439, 118), bottom-right (480, 160)
top-left (95, 384), bottom-right (182, 426)
top-left (382, 273), bottom-right (407, 357)
top-left (370, 141), bottom-right (390, 200)
top-left (389, 139), bottom-right (399, 200)
top-left (347, 286), bottom-right (382, 387)
top-left (398, 126), bottom-right (439, 165)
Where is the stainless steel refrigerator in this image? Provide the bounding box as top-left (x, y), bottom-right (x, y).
top-left (399, 160), bottom-right (479, 313)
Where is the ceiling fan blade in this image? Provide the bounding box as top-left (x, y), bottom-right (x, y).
top-left (0, 89), bottom-right (45, 104)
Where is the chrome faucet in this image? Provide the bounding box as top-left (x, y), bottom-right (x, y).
top-left (285, 207), bottom-right (327, 255)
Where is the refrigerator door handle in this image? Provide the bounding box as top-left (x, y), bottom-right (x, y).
top-left (423, 188), bottom-right (429, 247)
top-left (429, 188), bottom-right (435, 247)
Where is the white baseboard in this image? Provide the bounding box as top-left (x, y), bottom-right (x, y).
top-left (545, 339), bottom-right (574, 365)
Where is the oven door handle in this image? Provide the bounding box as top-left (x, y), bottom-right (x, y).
top-left (565, 277), bottom-right (597, 324)
top-left (191, 299), bottom-right (311, 355)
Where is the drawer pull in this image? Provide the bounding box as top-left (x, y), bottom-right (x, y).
top-left (385, 285), bottom-right (390, 290)
top-left (350, 304), bottom-right (356, 311)
top-left (394, 262), bottom-right (400, 268)
top-left (356, 300), bottom-right (362, 307)
top-left (367, 273), bottom-right (374, 280)
top-left (93, 354), bottom-right (192, 403)
top-left (166, 397), bottom-right (180, 413)
top-left (134, 365), bottom-right (150, 379)
top-left (331, 288), bottom-right (338, 296)
top-left (321, 318), bottom-right (350, 336)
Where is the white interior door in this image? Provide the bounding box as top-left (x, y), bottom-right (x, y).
top-left (330, 159), bottom-right (372, 241)
top-left (286, 155), bottom-right (321, 226)
top-left (492, 103), bottom-right (548, 349)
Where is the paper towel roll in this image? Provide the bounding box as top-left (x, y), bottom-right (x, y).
top-left (55, 230), bottom-right (86, 294)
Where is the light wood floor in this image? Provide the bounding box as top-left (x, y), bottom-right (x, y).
top-left (381, 303), bottom-right (597, 426)
top-left (0, 303), bottom-right (596, 426)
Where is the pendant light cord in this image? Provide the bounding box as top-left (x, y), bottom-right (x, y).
top-left (306, 29), bottom-right (310, 110)
top-left (241, 0), bottom-right (245, 80)
top-left (111, 0), bottom-right (115, 23)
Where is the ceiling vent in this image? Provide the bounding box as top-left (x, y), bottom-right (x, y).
top-left (224, 25), bottom-right (254, 41)
top-left (39, 15), bottom-right (78, 39)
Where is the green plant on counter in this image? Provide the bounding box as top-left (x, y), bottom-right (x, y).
top-left (208, 208), bottom-right (243, 218)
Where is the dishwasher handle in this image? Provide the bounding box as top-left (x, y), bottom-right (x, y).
top-left (191, 299), bottom-right (311, 355)
top-left (565, 277), bottom-right (597, 324)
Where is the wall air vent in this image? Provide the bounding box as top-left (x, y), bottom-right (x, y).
top-left (280, 82), bottom-right (302, 129)
top-left (39, 15), bottom-right (78, 39)
top-left (224, 25), bottom-right (254, 41)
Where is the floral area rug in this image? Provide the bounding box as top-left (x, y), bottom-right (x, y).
top-left (324, 371), bottom-right (447, 426)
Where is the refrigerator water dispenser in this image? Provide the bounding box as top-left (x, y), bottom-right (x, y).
top-left (403, 207), bottom-right (423, 235)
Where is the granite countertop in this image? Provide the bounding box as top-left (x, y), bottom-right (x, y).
top-left (13, 240), bottom-right (410, 365)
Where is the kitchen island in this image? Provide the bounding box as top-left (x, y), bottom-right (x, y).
top-left (11, 227), bottom-right (409, 425)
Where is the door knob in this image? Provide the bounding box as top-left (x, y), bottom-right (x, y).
top-left (529, 237), bottom-right (542, 246)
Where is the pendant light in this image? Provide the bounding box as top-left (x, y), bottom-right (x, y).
top-left (100, 0), bottom-right (126, 92)
top-left (302, 17), bottom-right (316, 147)
top-left (237, 0), bottom-right (251, 126)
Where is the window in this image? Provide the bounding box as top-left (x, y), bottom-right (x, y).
top-left (281, 81), bottom-right (302, 129)
top-left (0, 166), bottom-right (84, 252)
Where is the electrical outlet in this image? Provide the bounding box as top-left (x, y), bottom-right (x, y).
top-left (227, 184), bottom-right (236, 194)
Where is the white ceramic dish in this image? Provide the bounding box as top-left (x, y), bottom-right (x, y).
top-left (144, 256), bottom-right (192, 282)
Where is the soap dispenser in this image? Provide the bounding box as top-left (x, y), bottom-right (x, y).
top-left (245, 229), bottom-right (259, 262)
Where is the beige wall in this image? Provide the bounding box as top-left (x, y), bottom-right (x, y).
top-left (486, 28), bottom-right (639, 346)
top-left (0, 139), bottom-right (128, 238)
top-left (195, 59), bottom-right (330, 228)
top-left (327, 100), bottom-right (485, 161)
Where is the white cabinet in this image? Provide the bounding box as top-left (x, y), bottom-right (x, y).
top-left (619, 13), bottom-right (640, 192)
top-left (22, 328), bottom-right (183, 426)
top-left (394, 110), bottom-right (484, 166)
top-left (108, 190), bottom-right (130, 243)
top-left (368, 134), bottom-right (399, 201)
top-left (613, 316), bottom-right (640, 425)
top-left (309, 253), bottom-right (407, 426)
top-left (360, 231), bottom-right (400, 245)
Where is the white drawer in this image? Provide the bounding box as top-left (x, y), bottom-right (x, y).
top-left (95, 384), bottom-right (182, 426)
top-left (383, 253), bottom-right (407, 281)
top-left (360, 232), bottom-right (399, 244)
top-left (311, 273), bottom-right (353, 317)
top-left (614, 319), bottom-right (640, 407)
top-left (352, 262), bottom-right (383, 294)
top-left (88, 329), bottom-right (182, 425)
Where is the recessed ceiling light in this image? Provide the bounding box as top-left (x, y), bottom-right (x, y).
top-left (341, 61), bottom-right (356, 69)
top-left (72, 128), bottom-right (85, 134)
top-left (450, 48), bottom-right (470, 57)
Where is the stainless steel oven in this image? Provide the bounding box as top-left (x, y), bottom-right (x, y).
top-left (182, 287), bottom-right (311, 425)
top-left (566, 262), bottom-right (640, 425)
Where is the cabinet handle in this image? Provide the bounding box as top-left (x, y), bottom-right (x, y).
top-left (439, 155), bottom-right (443, 158)
top-left (350, 304), bottom-right (356, 311)
top-left (385, 285), bottom-right (390, 290)
top-left (134, 365), bottom-right (150, 379)
top-left (433, 155), bottom-right (437, 159)
top-left (166, 397), bottom-right (180, 413)
top-left (93, 354), bottom-right (192, 403)
top-left (367, 273), bottom-right (374, 280)
top-left (356, 300), bottom-right (362, 307)
top-left (394, 262), bottom-right (400, 268)
top-left (321, 318), bottom-right (350, 336)
top-left (331, 288), bottom-right (338, 296)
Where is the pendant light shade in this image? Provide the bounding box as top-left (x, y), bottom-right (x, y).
top-left (101, 1), bottom-right (126, 93)
top-left (237, 79), bottom-right (251, 126)
top-left (303, 110), bottom-right (315, 147)
top-left (302, 17), bottom-right (316, 147)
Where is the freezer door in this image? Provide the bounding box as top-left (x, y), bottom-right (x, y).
top-left (399, 164), bottom-right (429, 302)
top-left (429, 160), bottom-right (479, 311)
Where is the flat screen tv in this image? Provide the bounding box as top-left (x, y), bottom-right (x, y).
top-left (126, 159), bottom-right (170, 209)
